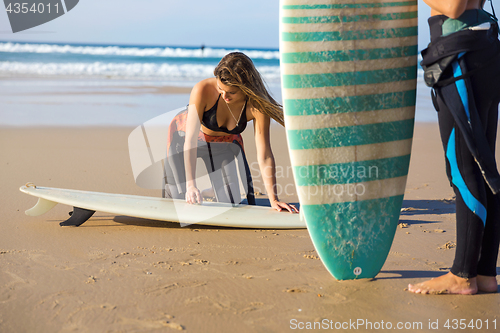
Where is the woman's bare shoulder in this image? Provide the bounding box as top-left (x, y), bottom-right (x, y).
top-left (189, 78), bottom-right (217, 109)
top-left (246, 100), bottom-right (260, 121)
top-left (192, 78), bottom-right (216, 95)
top-left (249, 101), bottom-right (272, 131)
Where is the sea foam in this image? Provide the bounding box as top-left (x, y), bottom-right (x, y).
top-left (0, 42), bottom-right (279, 59)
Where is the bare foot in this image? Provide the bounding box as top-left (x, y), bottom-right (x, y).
top-left (408, 272), bottom-right (478, 295)
top-left (477, 275), bottom-right (498, 293)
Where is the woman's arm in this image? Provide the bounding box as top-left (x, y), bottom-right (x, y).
top-left (184, 82), bottom-right (207, 204)
top-left (252, 106), bottom-right (298, 213)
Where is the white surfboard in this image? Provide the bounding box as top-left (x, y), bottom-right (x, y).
top-left (19, 184), bottom-right (305, 229)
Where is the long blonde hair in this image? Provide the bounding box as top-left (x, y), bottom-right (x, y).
top-left (214, 52), bottom-right (284, 126)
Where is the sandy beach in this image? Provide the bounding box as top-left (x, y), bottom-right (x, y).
top-left (1, 114), bottom-right (499, 332)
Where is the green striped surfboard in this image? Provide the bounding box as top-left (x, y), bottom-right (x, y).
top-left (280, 0), bottom-right (417, 280)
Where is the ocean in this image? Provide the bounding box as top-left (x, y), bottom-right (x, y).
top-left (0, 41), bottom-right (435, 126)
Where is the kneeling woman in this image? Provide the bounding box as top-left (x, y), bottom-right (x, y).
top-left (164, 52), bottom-right (298, 213)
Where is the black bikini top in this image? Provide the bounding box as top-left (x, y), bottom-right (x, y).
top-left (201, 94), bottom-right (248, 134)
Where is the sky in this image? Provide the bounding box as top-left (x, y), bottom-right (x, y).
top-left (0, 0), bottom-right (432, 50)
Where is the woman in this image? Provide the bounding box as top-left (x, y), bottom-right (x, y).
top-left (164, 52), bottom-right (298, 213)
top-left (408, 0), bottom-right (500, 294)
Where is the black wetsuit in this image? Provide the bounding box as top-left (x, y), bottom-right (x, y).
top-left (163, 96), bottom-right (253, 204)
top-left (423, 9), bottom-right (500, 278)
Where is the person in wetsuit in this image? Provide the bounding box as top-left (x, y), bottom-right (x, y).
top-left (408, 0), bottom-right (500, 294)
top-left (164, 52), bottom-right (298, 213)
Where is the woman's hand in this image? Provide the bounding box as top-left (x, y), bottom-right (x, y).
top-left (186, 186), bottom-right (202, 204)
top-left (271, 199), bottom-right (299, 213)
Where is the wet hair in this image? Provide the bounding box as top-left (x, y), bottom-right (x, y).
top-left (214, 52), bottom-right (284, 126)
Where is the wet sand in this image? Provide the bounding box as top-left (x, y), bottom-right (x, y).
top-left (0, 123), bottom-right (499, 332)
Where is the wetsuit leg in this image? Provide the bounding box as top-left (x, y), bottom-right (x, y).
top-left (163, 156), bottom-right (183, 199)
top-left (470, 46), bottom-right (500, 277)
top-left (478, 187), bottom-right (500, 276)
top-left (438, 108), bottom-right (487, 279)
top-left (232, 140), bottom-right (256, 205)
top-left (211, 142), bottom-right (241, 204)
top-left (164, 132), bottom-right (243, 203)
top-left (219, 143), bottom-right (243, 204)
top-left (468, 45), bottom-right (500, 277)
top-left (435, 48), bottom-right (500, 279)
top-left (164, 131), bottom-right (187, 199)
top-left (199, 142), bottom-right (241, 204)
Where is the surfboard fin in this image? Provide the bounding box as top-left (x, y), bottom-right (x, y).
top-left (60, 207), bottom-right (95, 227)
top-left (25, 197), bottom-right (58, 216)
